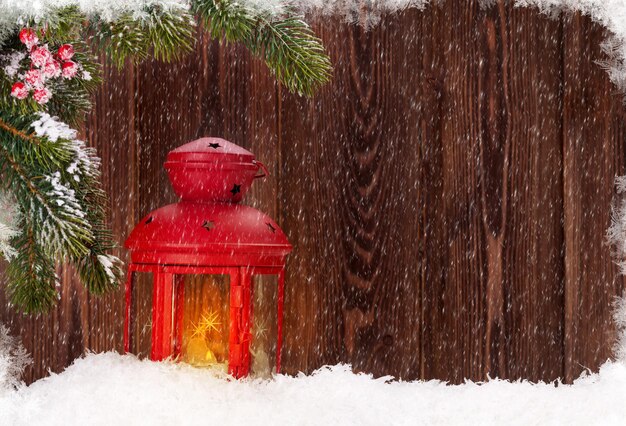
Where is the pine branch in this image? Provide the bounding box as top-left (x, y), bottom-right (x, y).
top-left (6, 220), bottom-right (58, 314)
top-left (193, 0), bottom-right (332, 96)
top-left (90, 5), bottom-right (196, 67)
top-left (0, 113), bottom-right (124, 311)
top-left (67, 137), bottom-right (124, 294)
top-left (41, 6), bottom-right (85, 45)
top-left (0, 118), bottom-right (39, 144)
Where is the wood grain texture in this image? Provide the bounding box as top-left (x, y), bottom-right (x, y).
top-left (562, 13), bottom-right (626, 382)
top-left (1, 1), bottom-right (625, 384)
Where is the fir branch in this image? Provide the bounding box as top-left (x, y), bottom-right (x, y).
top-left (42, 6), bottom-right (86, 45)
top-left (91, 5), bottom-right (196, 67)
top-left (0, 113), bottom-right (124, 311)
top-left (193, 0), bottom-right (332, 96)
top-left (0, 115), bottom-right (93, 258)
top-left (6, 220), bottom-right (58, 314)
top-left (0, 117), bottom-right (39, 144)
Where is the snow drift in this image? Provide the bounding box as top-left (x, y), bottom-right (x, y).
top-left (0, 353), bottom-right (625, 425)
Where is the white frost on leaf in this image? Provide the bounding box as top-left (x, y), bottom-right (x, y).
top-left (0, 0), bottom-right (189, 47)
top-left (44, 172), bottom-right (84, 217)
top-left (0, 324), bottom-right (30, 394)
top-left (30, 113), bottom-right (99, 183)
top-left (97, 254), bottom-right (122, 284)
top-left (35, 171), bottom-right (90, 255)
top-left (2, 0), bottom-right (626, 94)
top-left (31, 113), bottom-right (77, 143)
top-left (0, 51), bottom-right (26, 78)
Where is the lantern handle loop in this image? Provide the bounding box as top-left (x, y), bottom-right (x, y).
top-left (253, 160), bottom-right (269, 179)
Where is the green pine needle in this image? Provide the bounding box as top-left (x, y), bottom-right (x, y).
top-left (193, 0), bottom-right (332, 96)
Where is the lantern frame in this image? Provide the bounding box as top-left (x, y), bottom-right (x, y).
top-left (123, 138), bottom-right (292, 378)
top-left (123, 264), bottom-right (285, 378)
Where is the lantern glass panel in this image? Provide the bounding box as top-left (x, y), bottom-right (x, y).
top-left (250, 274), bottom-right (279, 378)
top-left (178, 274), bottom-right (230, 371)
top-left (129, 272), bottom-right (153, 358)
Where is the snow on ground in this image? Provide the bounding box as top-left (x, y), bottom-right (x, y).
top-left (0, 352), bottom-right (625, 425)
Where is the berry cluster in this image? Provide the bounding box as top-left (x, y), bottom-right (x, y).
top-left (10, 28), bottom-right (80, 105)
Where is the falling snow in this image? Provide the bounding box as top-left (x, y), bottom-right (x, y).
top-left (0, 1), bottom-right (626, 424)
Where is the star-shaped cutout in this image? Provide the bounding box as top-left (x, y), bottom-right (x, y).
top-left (202, 220), bottom-right (215, 231)
top-left (190, 310), bottom-right (222, 337)
top-left (230, 184), bottom-right (241, 196)
top-left (253, 318), bottom-right (269, 340)
top-left (266, 222), bottom-right (276, 233)
top-left (208, 142), bottom-right (221, 149)
top-left (199, 310), bottom-right (222, 333)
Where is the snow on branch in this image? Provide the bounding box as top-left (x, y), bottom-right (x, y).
top-left (0, 324), bottom-right (30, 393)
top-left (0, 0), bottom-right (189, 47)
top-left (31, 113), bottom-right (101, 183)
top-left (247, 0), bottom-right (626, 98)
top-left (2, 0), bottom-right (626, 96)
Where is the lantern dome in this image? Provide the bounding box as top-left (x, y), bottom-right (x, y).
top-left (125, 137), bottom-right (291, 267)
top-left (125, 201), bottom-right (291, 266)
top-left (164, 137), bottom-right (266, 202)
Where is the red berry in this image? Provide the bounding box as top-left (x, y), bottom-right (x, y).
top-left (31, 46), bottom-right (52, 68)
top-left (25, 69), bottom-right (44, 88)
top-left (33, 87), bottom-right (52, 105)
top-left (57, 44), bottom-right (74, 61)
top-left (19, 28), bottom-right (38, 48)
top-left (11, 82), bottom-right (29, 100)
top-left (62, 61), bottom-right (78, 79)
top-left (43, 60), bottom-right (61, 79)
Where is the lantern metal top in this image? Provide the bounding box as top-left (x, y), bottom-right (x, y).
top-left (125, 138), bottom-right (292, 267)
top-left (166, 137), bottom-right (255, 164)
top-left (165, 137), bottom-right (265, 203)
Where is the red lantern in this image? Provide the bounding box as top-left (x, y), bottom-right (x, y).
top-left (124, 138), bottom-right (292, 378)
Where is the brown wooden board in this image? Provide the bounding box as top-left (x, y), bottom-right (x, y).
top-left (562, 13), bottom-right (626, 382)
top-left (1, 1), bottom-right (625, 384)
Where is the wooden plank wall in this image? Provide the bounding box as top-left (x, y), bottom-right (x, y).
top-left (1, 0), bottom-right (625, 384)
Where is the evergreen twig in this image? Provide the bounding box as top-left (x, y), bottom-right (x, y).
top-left (192, 0), bottom-right (332, 96)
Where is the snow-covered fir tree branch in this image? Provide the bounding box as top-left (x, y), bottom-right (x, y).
top-left (192, 0), bottom-right (331, 96)
top-left (0, 112), bottom-right (123, 312)
top-left (0, 0), bottom-right (331, 313)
